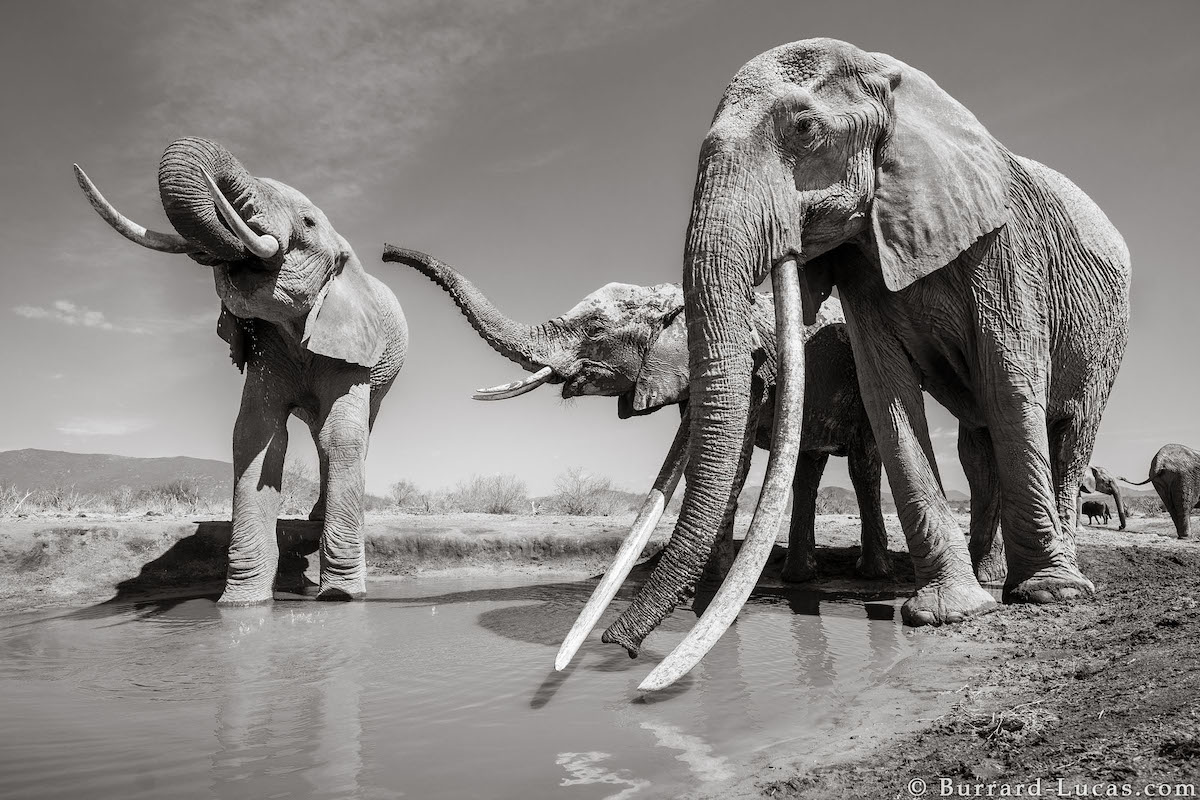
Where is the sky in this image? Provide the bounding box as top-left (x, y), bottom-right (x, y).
top-left (1, 0), bottom-right (1198, 497)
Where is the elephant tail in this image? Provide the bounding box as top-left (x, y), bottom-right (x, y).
top-left (1118, 475), bottom-right (1154, 486)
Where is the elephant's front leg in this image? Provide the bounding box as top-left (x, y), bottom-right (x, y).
top-left (842, 301), bottom-right (995, 626)
top-left (314, 376), bottom-right (373, 600)
top-left (220, 375), bottom-right (290, 605)
top-left (958, 425), bottom-right (1006, 584)
top-left (781, 451), bottom-right (828, 583)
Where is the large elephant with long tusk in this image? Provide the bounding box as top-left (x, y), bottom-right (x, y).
top-left (382, 245), bottom-right (891, 575)
top-left (600, 38), bottom-right (1130, 692)
top-left (75, 137), bottom-right (408, 604)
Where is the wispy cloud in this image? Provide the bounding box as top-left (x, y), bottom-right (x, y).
top-left (13, 301), bottom-right (211, 335)
top-left (56, 417), bottom-right (153, 436)
top-left (124, 0), bottom-right (705, 190)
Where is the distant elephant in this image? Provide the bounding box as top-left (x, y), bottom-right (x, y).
top-left (75, 138), bottom-right (408, 604)
top-left (603, 38), bottom-right (1130, 692)
top-left (1123, 444), bottom-right (1200, 539)
top-left (381, 247), bottom-right (890, 590)
top-left (1080, 465), bottom-right (1127, 530)
top-left (1081, 500), bottom-right (1111, 526)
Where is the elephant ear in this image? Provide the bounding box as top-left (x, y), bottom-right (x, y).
top-left (302, 256), bottom-right (386, 368)
top-left (868, 57), bottom-right (1011, 291)
top-left (628, 306), bottom-right (690, 415)
top-left (216, 304), bottom-right (255, 373)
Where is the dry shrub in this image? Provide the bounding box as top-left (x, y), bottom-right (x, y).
top-left (0, 484), bottom-right (32, 516)
top-left (389, 480), bottom-right (423, 510)
top-left (449, 474), bottom-right (528, 514)
top-left (551, 467), bottom-right (624, 516)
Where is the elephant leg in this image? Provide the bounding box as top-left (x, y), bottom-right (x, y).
top-left (841, 298), bottom-right (994, 626)
top-left (1160, 477), bottom-right (1195, 539)
top-left (848, 433), bottom-right (891, 579)
top-left (314, 376), bottom-right (373, 600)
top-left (781, 451), bottom-right (828, 583)
top-left (1048, 415), bottom-right (1098, 564)
top-left (308, 423), bottom-right (329, 523)
top-left (219, 373), bottom-right (290, 605)
top-left (959, 425), bottom-right (1005, 584)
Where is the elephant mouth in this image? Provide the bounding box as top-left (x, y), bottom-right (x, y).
top-left (617, 391), bottom-right (669, 419)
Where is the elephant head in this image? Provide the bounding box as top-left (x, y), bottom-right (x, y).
top-left (1080, 465), bottom-right (1127, 530)
top-left (75, 137), bottom-right (385, 370)
top-left (602, 38), bottom-right (1012, 690)
top-left (381, 246), bottom-right (691, 415)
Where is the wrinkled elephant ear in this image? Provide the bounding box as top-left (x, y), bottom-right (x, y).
top-left (867, 55), bottom-right (1011, 291)
top-left (628, 306), bottom-right (689, 415)
top-left (217, 304), bottom-right (256, 373)
top-left (302, 256), bottom-right (386, 368)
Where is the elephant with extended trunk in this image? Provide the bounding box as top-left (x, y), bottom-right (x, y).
top-left (604, 38), bottom-right (1130, 692)
top-left (1124, 444), bottom-right (1200, 539)
top-left (382, 247), bottom-right (891, 593)
top-left (75, 138), bottom-right (408, 604)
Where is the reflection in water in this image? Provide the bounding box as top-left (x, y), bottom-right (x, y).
top-left (0, 576), bottom-right (914, 800)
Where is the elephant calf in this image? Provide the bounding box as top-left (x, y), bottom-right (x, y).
top-left (1080, 500), bottom-right (1111, 526)
top-left (380, 246), bottom-right (891, 588)
top-left (76, 138), bottom-right (408, 604)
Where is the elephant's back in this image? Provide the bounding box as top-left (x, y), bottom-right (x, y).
top-left (1150, 443), bottom-right (1200, 476)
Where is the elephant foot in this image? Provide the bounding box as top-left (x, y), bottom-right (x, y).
top-left (316, 578), bottom-right (366, 601)
top-left (855, 551), bottom-right (893, 580)
top-left (781, 553), bottom-right (818, 583)
top-left (1004, 565), bottom-right (1094, 605)
top-left (217, 585), bottom-right (274, 606)
top-left (974, 553), bottom-right (1008, 585)
top-left (901, 581), bottom-right (997, 627)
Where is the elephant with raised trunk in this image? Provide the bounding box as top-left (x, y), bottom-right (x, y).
top-left (602, 38), bottom-right (1129, 692)
top-left (1124, 444), bottom-right (1200, 539)
top-left (381, 247), bottom-right (891, 593)
top-left (75, 138), bottom-right (408, 604)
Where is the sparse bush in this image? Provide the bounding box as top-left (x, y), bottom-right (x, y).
top-left (551, 467), bottom-right (623, 516)
top-left (0, 484), bottom-right (32, 517)
top-left (280, 460), bottom-right (320, 516)
top-left (449, 474), bottom-right (528, 514)
top-left (1124, 495), bottom-right (1166, 518)
top-left (29, 485), bottom-right (95, 513)
top-left (389, 480), bottom-right (422, 510)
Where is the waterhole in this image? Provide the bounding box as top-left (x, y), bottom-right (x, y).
top-left (0, 575), bottom-right (914, 799)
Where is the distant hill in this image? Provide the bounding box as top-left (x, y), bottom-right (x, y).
top-left (0, 449), bottom-right (232, 498)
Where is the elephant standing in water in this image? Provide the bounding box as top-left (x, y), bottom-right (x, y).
top-left (382, 247), bottom-right (891, 594)
top-left (593, 38), bottom-right (1129, 691)
top-left (1124, 444), bottom-right (1200, 539)
top-left (75, 138), bottom-right (408, 604)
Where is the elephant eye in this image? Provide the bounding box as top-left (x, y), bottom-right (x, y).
top-left (303, 215), bottom-right (316, 228)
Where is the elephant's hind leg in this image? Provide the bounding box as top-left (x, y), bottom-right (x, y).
top-left (959, 425), bottom-right (1005, 584)
top-left (847, 435), bottom-right (891, 579)
top-left (781, 451), bottom-right (828, 583)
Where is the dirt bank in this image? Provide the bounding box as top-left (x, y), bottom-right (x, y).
top-left (739, 524), bottom-right (1200, 799)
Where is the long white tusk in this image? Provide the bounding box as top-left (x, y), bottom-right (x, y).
top-left (73, 164), bottom-right (193, 253)
top-left (200, 169), bottom-right (280, 259)
top-left (555, 413), bottom-right (690, 671)
top-left (472, 366), bottom-right (554, 400)
top-left (638, 258), bottom-right (807, 693)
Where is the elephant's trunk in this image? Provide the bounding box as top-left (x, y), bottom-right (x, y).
top-left (158, 137), bottom-right (271, 262)
top-left (602, 146), bottom-right (787, 658)
top-left (381, 246), bottom-right (554, 374)
top-left (1111, 484), bottom-right (1127, 530)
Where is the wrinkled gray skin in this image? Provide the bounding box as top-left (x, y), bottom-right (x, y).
top-left (1081, 500), bottom-right (1111, 526)
top-left (603, 38), bottom-right (1131, 655)
top-left (381, 247), bottom-right (889, 582)
top-left (78, 138), bottom-right (408, 604)
top-left (1124, 444), bottom-right (1200, 539)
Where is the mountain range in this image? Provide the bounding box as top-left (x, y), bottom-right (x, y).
top-left (0, 449), bottom-right (232, 498)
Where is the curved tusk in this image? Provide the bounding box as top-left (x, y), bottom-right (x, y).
top-left (472, 366), bottom-right (554, 401)
top-left (555, 413), bottom-right (690, 671)
top-left (73, 164), bottom-right (194, 253)
top-left (200, 168), bottom-right (279, 259)
top-left (638, 258), bottom-right (807, 693)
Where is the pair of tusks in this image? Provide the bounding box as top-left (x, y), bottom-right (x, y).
top-left (73, 164), bottom-right (279, 260)
top-left (555, 259), bottom-right (808, 693)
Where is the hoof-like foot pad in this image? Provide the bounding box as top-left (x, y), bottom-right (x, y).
top-left (1004, 570), bottom-right (1094, 605)
top-left (902, 582), bottom-right (997, 627)
top-left (855, 557), bottom-right (893, 581)
top-left (316, 585), bottom-right (365, 601)
top-left (781, 558), bottom-right (818, 584)
top-left (216, 592), bottom-right (273, 606)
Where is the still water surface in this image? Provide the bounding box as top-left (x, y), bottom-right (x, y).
top-left (0, 575), bottom-right (912, 799)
